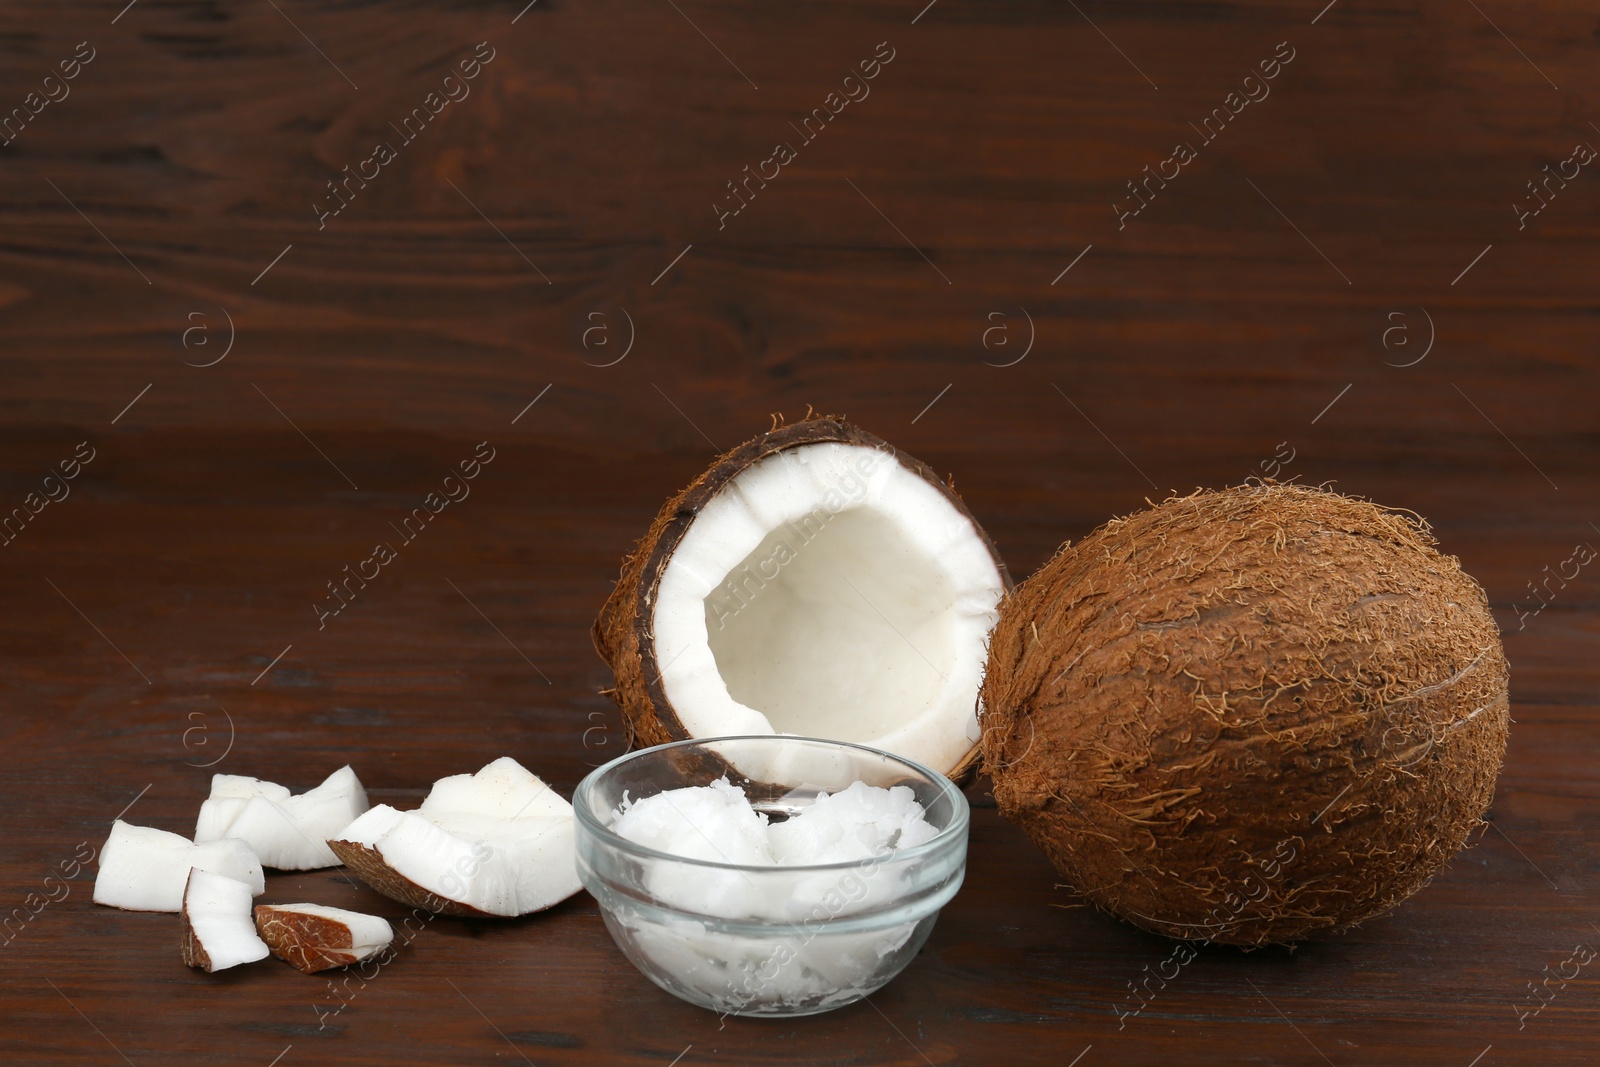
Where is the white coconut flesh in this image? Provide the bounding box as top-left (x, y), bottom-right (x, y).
top-left (195, 765), bottom-right (368, 871)
top-left (333, 757), bottom-right (581, 917)
top-left (182, 869), bottom-right (271, 971)
top-left (652, 442), bottom-right (1005, 773)
top-left (93, 821), bottom-right (265, 912)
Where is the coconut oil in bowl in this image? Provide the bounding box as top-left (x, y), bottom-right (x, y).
top-left (573, 735), bottom-right (969, 1017)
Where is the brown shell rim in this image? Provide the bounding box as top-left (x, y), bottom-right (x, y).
top-left (326, 838), bottom-right (497, 919)
top-left (178, 870), bottom-right (212, 971)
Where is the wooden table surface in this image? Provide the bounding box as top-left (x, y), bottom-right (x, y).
top-left (3, 0), bottom-right (1597, 1064)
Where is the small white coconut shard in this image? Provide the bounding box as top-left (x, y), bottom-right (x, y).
top-left (93, 821), bottom-right (265, 913)
top-left (192, 775), bottom-right (291, 842)
top-left (329, 757), bottom-right (581, 918)
top-left (181, 869), bottom-right (271, 972)
top-left (254, 903), bottom-right (394, 973)
top-left (195, 765), bottom-right (368, 870)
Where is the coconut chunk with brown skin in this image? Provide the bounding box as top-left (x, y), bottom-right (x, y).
top-left (93, 821), bottom-right (264, 913)
top-left (181, 869), bottom-right (271, 972)
top-left (594, 416), bottom-right (1010, 779)
top-left (255, 904), bottom-right (394, 973)
top-left (195, 765), bottom-right (368, 870)
top-left (328, 757), bottom-right (581, 917)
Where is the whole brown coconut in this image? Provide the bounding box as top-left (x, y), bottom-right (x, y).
top-left (981, 484), bottom-right (1509, 945)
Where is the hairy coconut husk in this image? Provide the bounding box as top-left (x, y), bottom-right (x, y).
top-left (981, 483), bottom-right (1509, 945)
top-left (594, 415), bottom-right (1010, 781)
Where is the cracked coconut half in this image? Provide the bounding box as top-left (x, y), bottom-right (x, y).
top-left (595, 416), bottom-right (1010, 778)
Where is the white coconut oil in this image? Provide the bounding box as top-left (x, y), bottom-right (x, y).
top-left (606, 778), bottom-right (942, 1015)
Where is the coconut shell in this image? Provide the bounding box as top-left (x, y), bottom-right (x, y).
top-left (594, 415), bottom-right (1010, 780)
top-left (255, 906), bottom-right (370, 974)
top-left (981, 484), bottom-right (1509, 945)
top-left (179, 896), bottom-right (212, 971)
top-left (326, 838), bottom-right (494, 919)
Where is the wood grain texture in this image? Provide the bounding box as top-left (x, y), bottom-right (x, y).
top-left (1, 0), bottom-right (1597, 1063)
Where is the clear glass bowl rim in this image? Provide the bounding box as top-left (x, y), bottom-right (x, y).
top-left (573, 734), bottom-right (970, 874)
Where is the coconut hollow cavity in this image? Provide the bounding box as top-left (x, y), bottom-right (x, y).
top-left (594, 416), bottom-right (1010, 779)
top-left (981, 483), bottom-right (1510, 946)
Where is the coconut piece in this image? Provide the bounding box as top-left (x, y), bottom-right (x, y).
top-left (594, 416), bottom-right (1010, 779)
top-left (180, 869), bottom-right (271, 971)
top-left (93, 821), bottom-right (265, 912)
top-left (193, 775), bottom-right (292, 841)
top-left (328, 757), bottom-right (581, 918)
top-left (254, 904), bottom-right (394, 973)
top-left (982, 484), bottom-right (1510, 945)
top-left (194, 765), bottom-right (368, 870)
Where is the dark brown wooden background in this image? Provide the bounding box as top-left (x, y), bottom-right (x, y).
top-left (2, 0), bottom-right (1597, 1064)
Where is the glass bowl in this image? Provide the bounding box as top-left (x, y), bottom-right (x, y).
top-left (573, 735), bottom-right (970, 1018)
